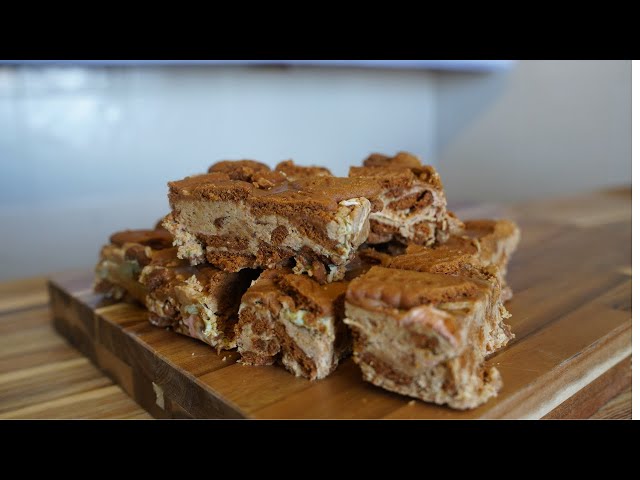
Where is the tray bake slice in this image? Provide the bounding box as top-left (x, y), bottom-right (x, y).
top-left (236, 268), bottom-right (352, 380)
top-left (349, 152), bottom-right (450, 247)
top-left (94, 228), bottom-right (174, 304)
top-left (164, 162), bottom-right (382, 283)
top-left (95, 229), bottom-right (255, 351)
top-left (344, 266), bottom-right (509, 409)
top-left (395, 219), bottom-right (520, 301)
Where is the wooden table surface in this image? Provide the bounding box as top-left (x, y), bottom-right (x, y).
top-left (0, 187), bottom-right (632, 419)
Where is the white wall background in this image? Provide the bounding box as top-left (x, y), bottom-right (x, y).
top-left (0, 66), bottom-right (438, 280)
top-left (435, 60), bottom-right (631, 203)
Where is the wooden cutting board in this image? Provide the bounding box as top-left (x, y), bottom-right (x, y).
top-left (48, 189), bottom-right (632, 419)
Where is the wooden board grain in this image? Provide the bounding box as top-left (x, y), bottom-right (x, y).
top-left (0, 283), bottom-right (151, 419)
top-left (48, 196), bottom-right (632, 419)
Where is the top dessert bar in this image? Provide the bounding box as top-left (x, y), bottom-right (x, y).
top-left (164, 161), bottom-right (382, 283)
top-left (260, 153), bottom-right (452, 247)
top-left (349, 152), bottom-right (450, 246)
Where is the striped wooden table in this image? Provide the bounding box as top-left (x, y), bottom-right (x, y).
top-left (0, 187), bottom-right (632, 419)
top-left (0, 276), bottom-right (152, 419)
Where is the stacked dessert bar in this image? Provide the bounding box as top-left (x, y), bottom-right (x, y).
top-left (95, 152), bottom-right (519, 409)
top-left (95, 227), bottom-right (256, 350)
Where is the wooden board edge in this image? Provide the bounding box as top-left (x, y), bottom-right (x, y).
top-left (49, 279), bottom-right (246, 419)
top-left (48, 279), bottom-right (97, 363)
top-left (542, 356), bottom-right (631, 419)
top-left (49, 280), bottom-right (164, 418)
top-left (481, 321), bottom-right (632, 419)
top-left (118, 327), bottom-right (246, 419)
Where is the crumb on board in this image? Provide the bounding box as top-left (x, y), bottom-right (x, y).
top-left (222, 356), bottom-right (227, 361)
top-left (191, 352), bottom-right (195, 356)
top-left (408, 400), bottom-right (416, 406)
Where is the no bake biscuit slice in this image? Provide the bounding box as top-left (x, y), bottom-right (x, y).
top-left (453, 219), bottom-right (520, 300)
top-left (397, 218), bottom-right (521, 300)
top-left (140, 251), bottom-right (256, 351)
top-left (94, 228), bottom-right (174, 304)
top-left (95, 228), bottom-right (255, 351)
top-left (235, 253), bottom-right (374, 379)
top-left (357, 222), bottom-right (517, 354)
top-left (236, 268), bottom-right (352, 379)
top-left (349, 152), bottom-right (450, 247)
top-left (384, 247), bottom-right (513, 355)
top-left (344, 266), bottom-right (504, 409)
top-left (164, 168), bottom-right (381, 283)
top-left (360, 218), bottom-right (521, 302)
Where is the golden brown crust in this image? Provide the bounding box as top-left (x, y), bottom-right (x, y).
top-left (377, 218), bottom-right (520, 302)
top-left (354, 151), bottom-right (443, 191)
top-left (355, 246), bottom-right (396, 267)
top-left (208, 159), bottom-right (271, 174)
top-left (346, 266), bottom-right (487, 311)
top-left (463, 219), bottom-right (520, 265)
top-left (169, 173), bottom-right (381, 212)
top-left (350, 164), bottom-right (443, 192)
top-left (390, 242), bottom-right (481, 275)
top-left (207, 159), bottom-right (282, 187)
top-left (363, 151), bottom-right (423, 169)
top-left (109, 229), bottom-right (173, 250)
top-left (275, 159), bottom-right (333, 180)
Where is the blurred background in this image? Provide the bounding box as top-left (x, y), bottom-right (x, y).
top-left (0, 60), bottom-right (631, 280)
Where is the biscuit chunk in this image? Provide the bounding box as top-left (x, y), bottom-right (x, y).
top-left (275, 159), bottom-right (333, 180)
top-left (361, 218), bottom-right (521, 302)
top-left (235, 269), bottom-right (352, 380)
top-left (349, 152), bottom-right (450, 247)
top-left (453, 219), bottom-right (520, 300)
